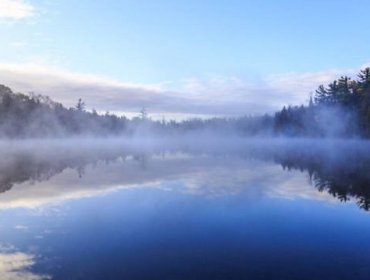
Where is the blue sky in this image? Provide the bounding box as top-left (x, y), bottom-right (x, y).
top-left (1, 0), bottom-right (370, 118)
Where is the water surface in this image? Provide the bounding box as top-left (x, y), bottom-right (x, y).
top-left (0, 139), bottom-right (369, 280)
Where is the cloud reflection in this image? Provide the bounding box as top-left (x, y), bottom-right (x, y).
top-left (0, 250), bottom-right (49, 280)
top-left (0, 140), bottom-right (352, 210)
top-left (0, 139), bottom-right (367, 210)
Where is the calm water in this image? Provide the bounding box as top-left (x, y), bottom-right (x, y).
top-left (0, 139), bottom-right (370, 280)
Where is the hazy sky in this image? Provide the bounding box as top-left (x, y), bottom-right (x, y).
top-left (1, 0), bottom-right (370, 119)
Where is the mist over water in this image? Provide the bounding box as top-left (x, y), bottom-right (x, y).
top-left (0, 138), bottom-right (370, 280)
top-left (0, 137), bottom-right (369, 209)
top-left (4, 0), bottom-right (370, 278)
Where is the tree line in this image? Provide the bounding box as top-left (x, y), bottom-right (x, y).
top-left (1, 67), bottom-right (370, 138)
top-left (274, 68), bottom-right (370, 137)
top-left (0, 84), bottom-right (273, 137)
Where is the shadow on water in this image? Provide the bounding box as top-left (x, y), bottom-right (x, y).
top-left (0, 138), bottom-right (369, 210)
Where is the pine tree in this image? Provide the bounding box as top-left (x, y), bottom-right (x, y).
top-left (76, 98), bottom-right (85, 111)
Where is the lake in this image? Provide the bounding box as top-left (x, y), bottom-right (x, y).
top-left (0, 138), bottom-right (370, 280)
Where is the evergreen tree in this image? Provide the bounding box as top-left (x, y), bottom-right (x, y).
top-left (76, 98), bottom-right (86, 111)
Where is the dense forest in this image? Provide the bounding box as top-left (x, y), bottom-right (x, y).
top-left (274, 68), bottom-right (370, 137)
top-left (1, 67), bottom-right (370, 138)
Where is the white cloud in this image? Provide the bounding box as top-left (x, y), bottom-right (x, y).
top-left (265, 68), bottom-right (356, 105)
top-left (14, 225), bottom-right (28, 230)
top-left (0, 63), bottom-right (266, 117)
top-left (0, 63), bottom-right (366, 117)
top-left (0, 251), bottom-right (50, 280)
top-left (0, 0), bottom-right (35, 20)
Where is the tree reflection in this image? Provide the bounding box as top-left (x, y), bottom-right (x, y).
top-left (0, 144), bottom-right (147, 194)
top-left (270, 142), bottom-right (370, 211)
top-left (0, 140), bottom-right (369, 211)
